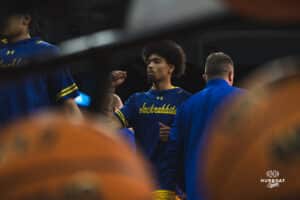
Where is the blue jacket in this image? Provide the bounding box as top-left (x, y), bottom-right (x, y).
top-left (165, 79), bottom-right (244, 199)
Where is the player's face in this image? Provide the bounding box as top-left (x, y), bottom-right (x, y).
top-left (0, 15), bottom-right (26, 38)
top-left (146, 54), bottom-right (174, 82)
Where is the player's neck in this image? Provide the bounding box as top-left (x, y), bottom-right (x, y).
top-left (8, 33), bottom-right (31, 44)
top-left (152, 80), bottom-right (174, 91)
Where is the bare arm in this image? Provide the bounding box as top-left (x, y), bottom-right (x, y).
top-left (63, 98), bottom-right (83, 118)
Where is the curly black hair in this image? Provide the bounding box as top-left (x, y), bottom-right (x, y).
top-left (142, 40), bottom-right (186, 78)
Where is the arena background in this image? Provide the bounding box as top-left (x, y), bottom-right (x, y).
top-left (2, 0), bottom-right (299, 109)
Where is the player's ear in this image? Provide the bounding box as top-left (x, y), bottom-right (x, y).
top-left (22, 15), bottom-right (32, 26)
top-left (168, 64), bottom-right (175, 75)
top-left (228, 70), bottom-right (234, 85)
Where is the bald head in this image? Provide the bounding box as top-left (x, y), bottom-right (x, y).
top-left (203, 52), bottom-right (234, 85)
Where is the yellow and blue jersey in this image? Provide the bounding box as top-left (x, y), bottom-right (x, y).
top-left (115, 87), bottom-right (191, 189)
top-left (0, 37), bottom-right (79, 126)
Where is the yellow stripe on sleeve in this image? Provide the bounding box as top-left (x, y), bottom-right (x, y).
top-left (115, 110), bottom-right (129, 127)
top-left (56, 84), bottom-right (78, 101)
top-left (58, 83), bottom-right (77, 94)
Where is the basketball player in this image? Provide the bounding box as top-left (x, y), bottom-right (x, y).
top-left (114, 41), bottom-right (191, 199)
top-left (0, 4), bottom-right (81, 126)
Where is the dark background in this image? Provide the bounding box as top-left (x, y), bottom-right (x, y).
top-left (2, 0), bottom-right (300, 103)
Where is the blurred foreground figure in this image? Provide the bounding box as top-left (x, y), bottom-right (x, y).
top-left (0, 3), bottom-right (81, 127)
top-left (0, 112), bottom-right (155, 200)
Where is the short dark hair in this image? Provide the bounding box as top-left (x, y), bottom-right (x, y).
top-left (205, 52), bottom-right (234, 77)
top-left (0, 2), bottom-right (42, 36)
top-left (142, 40), bottom-right (186, 78)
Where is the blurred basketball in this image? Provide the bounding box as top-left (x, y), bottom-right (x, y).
top-left (0, 112), bottom-right (155, 200)
top-left (202, 58), bottom-right (300, 200)
top-left (218, 84), bottom-right (300, 200)
top-left (224, 0), bottom-right (300, 23)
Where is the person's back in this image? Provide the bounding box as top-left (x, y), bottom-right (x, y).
top-left (165, 52), bottom-right (245, 200)
top-left (181, 78), bottom-right (243, 199)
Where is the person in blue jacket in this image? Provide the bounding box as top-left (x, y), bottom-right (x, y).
top-left (165, 52), bottom-right (245, 200)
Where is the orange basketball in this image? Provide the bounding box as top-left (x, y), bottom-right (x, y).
top-left (202, 59), bottom-right (300, 200)
top-left (218, 86), bottom-right (300, 200)
top-left (0, 113), bottom-right (155, 200)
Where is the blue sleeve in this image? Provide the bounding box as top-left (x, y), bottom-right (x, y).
top-left (48, 69), bottom-right (79, 103)
top-left (44, 45), bottom-right (79, 103)
top-left (35, 42), bottom-right (60, 60)
top-left (162, 103), bottom-right (187, 191)
top-left (114, 94), bottom-right (138, 128)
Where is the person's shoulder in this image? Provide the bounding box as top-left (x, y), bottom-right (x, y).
top-left (33, 39), bottom-right (60, 55)
top-left (181, 87), bottom-right (212, 108)
top-left (126, 91), bottom-right (146, 101)
top-left (191, 87), bottom-right (209, 98)
top-left (34, 39), bottom-right (56, 48)
top-left (179, 91), bottom-right (199, 107)
top-left (175, 87), bottom-right (192, 97)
